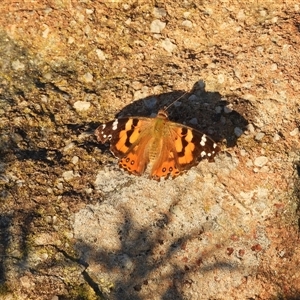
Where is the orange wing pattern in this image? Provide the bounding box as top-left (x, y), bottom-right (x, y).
top-left (95, 110), bottom-right (220, 180)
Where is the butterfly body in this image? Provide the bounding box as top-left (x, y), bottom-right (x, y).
top-left (95, 109), bottom-right (219, 180)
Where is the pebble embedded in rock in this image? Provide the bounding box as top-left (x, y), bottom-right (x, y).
top-left (144, 97), bottom-right (157, 109)
top-left (133, 86), bottom-right (150, 100)
top-left (96, 49), bottom-right (106, 60)
top-left (161, 38), bottom-right (177, 53)
top-left (289, 128), bottom-right (299, 136)
top-left (56, 182), bottom-right (63, 190)
top-left (82, 72), bottom-right (93, 83)
top-left (234, 127), bottom-right (243, 137)
top-left (62, 170), bottom-right (79, 181)
top-left (73, 101), bottom-right (90, 111)
top-left (72, 156), bottom-right (79, 164)
top-left (272, 133), bottom-right (280, 142)
top-left (217, 74), bottom-right (225, 84)
top-left (224, 105), bottom-right (233, 113)
top-left (189, 118), bottom-right (198, 125)
top-left (20, 276), bottom-right (32, 288)
top-left (246, 124), bottom-right (255, 133)
top-left (188, 94), bottom-right (198, 101)
top-left (254, 156), bottom-right (268, 167)
top-left (255, 132), bottom-right (265, 141)
top-left (150, 19), bottom-right (166, 33)
top-left (12, 60), bottom-right (25, 70)
top-left (215, 106), bottom-right (222, 114)
top-left (182, 20), bottom-right (193, 28)
top-left (118, 254), bottom-right (134, 270)
top-left (270, 63), bottom-right (278, 71)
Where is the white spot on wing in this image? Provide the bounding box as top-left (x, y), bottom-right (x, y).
top-left (112, 119), bottom-right (118, 131)
top-left (201, 151), bottom-right (206, 157)
top-left (213, 143), bottom-right (217, 148)
top-left (102, 124), bottom-right (106, 129)
top-left (200, 134), bottom-right (207, 146)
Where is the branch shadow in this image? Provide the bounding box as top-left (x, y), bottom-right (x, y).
top-left (75, 207), bottom-right (242, 300)
top-left (0, 214), bottom-right (12, 289)
top-left (0, 210), bottom-right (41, 292)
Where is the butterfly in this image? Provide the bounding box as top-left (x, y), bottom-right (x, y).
top-left (95, 109), bottom-right (220, 180)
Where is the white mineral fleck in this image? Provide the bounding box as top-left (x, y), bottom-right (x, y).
top-left (62, 170), bottom-right (80, 181)
top-left (290, 128), bottom-right (299, 136)
top-left (270, 63), bottom-right (278, 71)
top-left (272, 133), bottom-right (281, 142)
top-left (217, 74), bottom-right (225, 84)
top-left (72, 156), bottom-right (79, 164)
top-left (74, 101), bottom-right (91, 111)
top-left (224, 105), bottom-right (233, 113)
top-left (150, 19), bottom-right (166, 33)
top-left (82, 72), bottom-right (93, 83)
top-left (12, 60), bottom-right (25, 70)
top-left (254, 156), bottom-right (268, 167)
top-left (96, 49), bottom-right (106, 60)
top-left (246, 123), bottom-right (255, 133)
top-left (182, 20), bottom-right (193, 28)
top-left (161, 38), bottom-right (177, 53)
top-left (255, 132), bottom-right (265, 141)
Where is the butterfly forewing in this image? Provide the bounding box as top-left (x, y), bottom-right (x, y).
top-left (95, 117), bottom-right (154, 175)
top-left (96, 118), bottom-right (143, 156)
top-left (183, 127), bottom-right (220, 164)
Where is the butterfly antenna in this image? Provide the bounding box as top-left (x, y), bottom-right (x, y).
top-left (164, 92), bottom-right (188, 111)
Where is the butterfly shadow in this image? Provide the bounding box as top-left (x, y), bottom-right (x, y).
top-left (100, 81), bottom-right (252, 149)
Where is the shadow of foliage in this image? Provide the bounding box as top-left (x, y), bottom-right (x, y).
top-left (74, 207), bottom-right (241, 300)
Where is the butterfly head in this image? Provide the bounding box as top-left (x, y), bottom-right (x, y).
top-left (156, 109), bottom-right (169, 120)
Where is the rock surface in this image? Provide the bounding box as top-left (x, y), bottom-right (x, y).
top-left (0, 1), bottom-right (299, 299)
